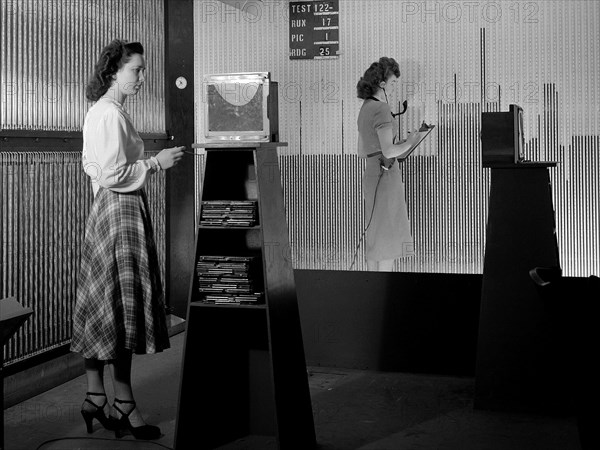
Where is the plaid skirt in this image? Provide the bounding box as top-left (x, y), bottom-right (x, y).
top-left (70, 188), bottom-right (170, 360)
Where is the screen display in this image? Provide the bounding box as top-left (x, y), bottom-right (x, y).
top-left (207, 83), bottom-right (264, 132)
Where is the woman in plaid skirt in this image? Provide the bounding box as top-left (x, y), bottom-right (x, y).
top-left (70, 39), bottom-right (184, 440)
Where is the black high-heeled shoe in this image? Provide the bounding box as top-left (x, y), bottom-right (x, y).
top-left (80, 392), bottom-right (119, 433)
top-left (113, 398), bottom-right (161, 440)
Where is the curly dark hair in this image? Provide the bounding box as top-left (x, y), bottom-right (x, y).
top-left (86, 40), bottom-right (144, 102)
top-left (356, 57), bottom-right (401, 99)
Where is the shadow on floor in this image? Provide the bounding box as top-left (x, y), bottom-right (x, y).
top-left (3, 332), bottom-right (581, 450)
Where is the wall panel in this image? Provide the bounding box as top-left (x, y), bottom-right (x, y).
top-left (0, 150), bottom-right (166, 365)
top-left (1, 0), bottom-right (165, 132)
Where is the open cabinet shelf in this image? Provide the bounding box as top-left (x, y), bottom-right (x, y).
top-left (174, 143), bottom-right (316, 450)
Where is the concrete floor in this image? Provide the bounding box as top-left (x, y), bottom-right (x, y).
top-left (3, 331), bottom-right (582, 450)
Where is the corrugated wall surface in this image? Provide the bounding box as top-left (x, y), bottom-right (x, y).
top-left (1, 0), bottom-right (166, 366)
top-left (194, 0), bottom-right (599, 275)
top-left (0, 151), bottom-right (165, 365)
top-left (1, 0), bottom-right (165, 131)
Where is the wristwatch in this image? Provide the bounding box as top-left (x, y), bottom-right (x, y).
top-left (150, 156), bottom-right (162, 172)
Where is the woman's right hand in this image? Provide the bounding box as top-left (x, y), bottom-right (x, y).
top-left (406, 129), bottom-right (421, 144)
top-left (156, 146), bottom-right (185, 170)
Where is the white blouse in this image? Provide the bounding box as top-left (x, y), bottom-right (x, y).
top-left (82, 97), bottom-right (160, 196)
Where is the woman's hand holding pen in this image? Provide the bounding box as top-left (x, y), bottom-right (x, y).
top-left (394, 129), bottom-right (419, 146)
top-left (156, 146), bottom-right (185, 169)
top-left (405, 129), bottom-right (422, 144)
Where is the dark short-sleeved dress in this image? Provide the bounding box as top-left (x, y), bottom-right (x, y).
top-left (357, 98), bottom-right (414, 261)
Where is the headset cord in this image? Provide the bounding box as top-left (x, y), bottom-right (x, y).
top-left (349, 168), bottom-right (385, 270)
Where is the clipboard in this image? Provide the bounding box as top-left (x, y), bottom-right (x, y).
top-left (367, 122), bottom-right (435, 160)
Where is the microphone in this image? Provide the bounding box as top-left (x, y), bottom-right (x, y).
top-left (391, 100), bottom-right (408, 118)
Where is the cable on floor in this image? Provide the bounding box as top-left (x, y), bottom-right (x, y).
top-left (35, 436), bottom-right (173, 450)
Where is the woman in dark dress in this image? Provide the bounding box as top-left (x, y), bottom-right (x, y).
top-left (356, 57), bottom-right (420, 271)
